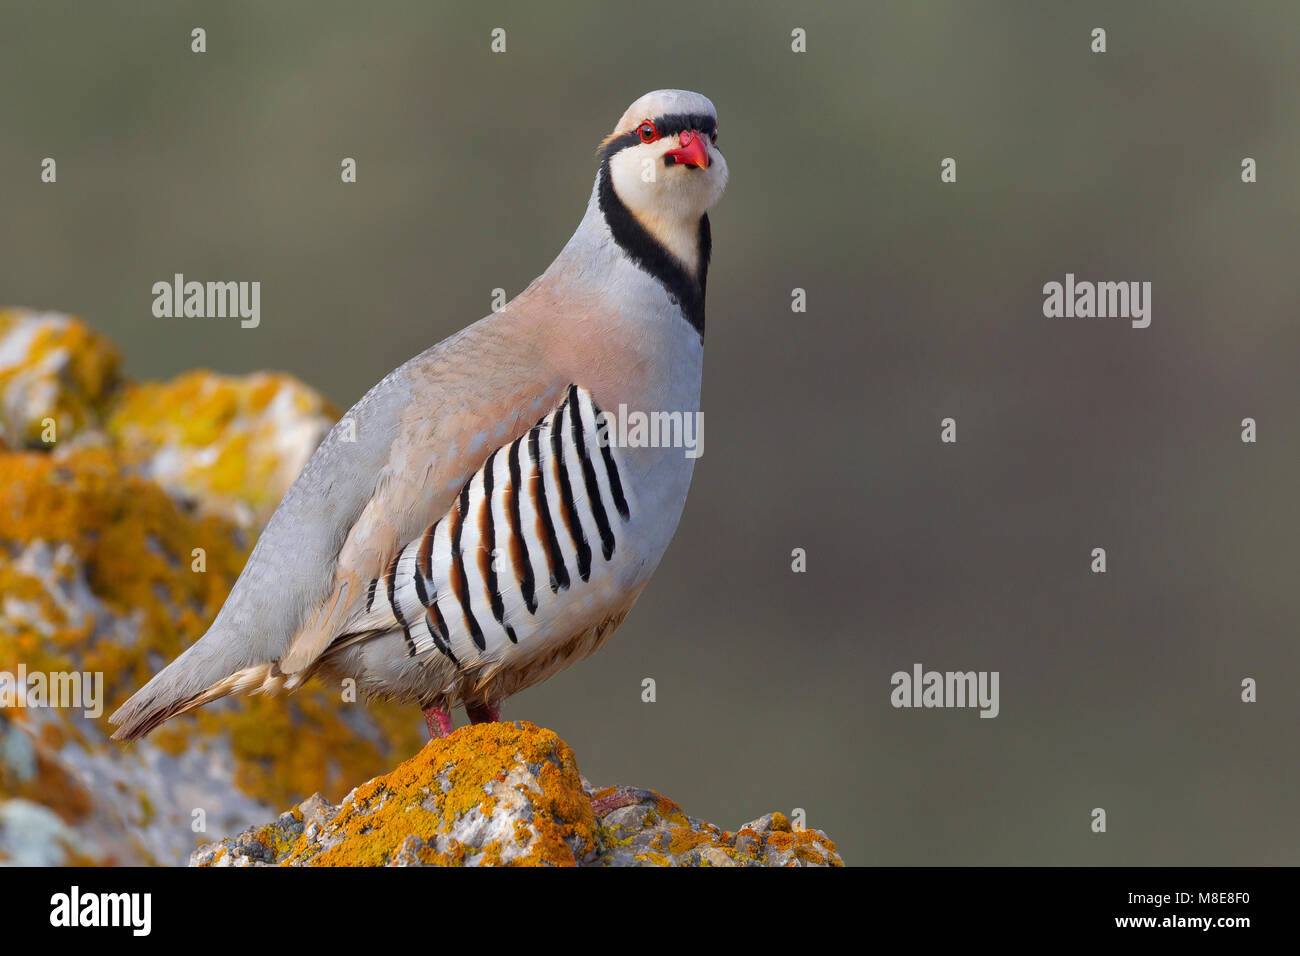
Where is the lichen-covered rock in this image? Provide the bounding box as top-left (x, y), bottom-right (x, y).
top-left (191, 722), bottom-right (843, 868)
top-left (0, 712), bottom-right (152, 865)
top-left (0, 309), bottom-right (122, 447)
top-left (107, 371), bottom-right (337, 529)
top-left (0, 308), bottom-right (426, 866)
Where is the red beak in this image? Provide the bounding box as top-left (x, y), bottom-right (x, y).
top-left (664, 130), bottom-right (709, 169)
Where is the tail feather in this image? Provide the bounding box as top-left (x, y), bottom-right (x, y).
top-left (109, 656), bottom-right (287, 740)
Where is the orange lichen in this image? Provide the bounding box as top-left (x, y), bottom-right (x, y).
top-left (283, 722), bottom-right (600, 867)
top-left (192, 719), bottom-right (846, 867)
top-left (0, 444), bottom-right (424, 813)
top-left (652, 792), bottom-right (689, 826)
top-left (0, 448), bottom-right (245, 705)
top-left (766, 831), bottom-right (794, 850)
top-left (762, 828), bottom-right (842, 866)
top-left (0, 313), bottom-right (426, 819)
top-left (253, 822), bottom-right (300, 860)
top-left (667, 826), bottom-right (713, 856)
top-left (513, 819), bottom-right (531, 846)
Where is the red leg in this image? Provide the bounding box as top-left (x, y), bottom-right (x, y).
top-left (465, 700), bottom-right (501, 724)
top-left (422, 703), bottom-right (455, 739)
top-left (590, 786), bottom-right (643, 817)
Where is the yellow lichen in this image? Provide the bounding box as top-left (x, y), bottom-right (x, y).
top-left (284, 722), bottom-right (599, 867)
top-left (106, 370), bottom-right (338, 527)
top-left (0, 309), bottom-right (122, 446)
top-left (0, 445), bottom-right (424, 814)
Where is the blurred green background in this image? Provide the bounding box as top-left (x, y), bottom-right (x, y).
top-left (3, 0), bottom-right (1298, 865)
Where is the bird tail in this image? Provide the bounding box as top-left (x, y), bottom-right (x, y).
top-left (108, 637), bottom-right (288, 740)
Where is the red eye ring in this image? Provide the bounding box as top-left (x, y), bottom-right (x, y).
top-left (637, 121), bottom-right (658, 144)
top-left (710, 127), bottom-right (718, 145)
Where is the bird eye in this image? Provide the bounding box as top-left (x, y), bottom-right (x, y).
top-left (710, 127), bottom-right (718, 145)
top-left (637, 121), bottom-right (658, 144)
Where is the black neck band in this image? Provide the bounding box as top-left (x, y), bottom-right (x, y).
top-left (596, 159), bottom-right (709, 338)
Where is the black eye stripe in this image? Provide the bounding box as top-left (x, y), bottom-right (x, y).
top-left (600, 111), bottom-right (718, 160)
top-left (649, 112), bottom-right (717, 139)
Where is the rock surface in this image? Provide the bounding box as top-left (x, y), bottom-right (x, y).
top-left (0, 308), bottom-right (426, 865)
top-left (0, 308), bottom-right (120, 449)
top-left (107, 369), bottom-right (337, 529)
top-left (191, 721), bottom-right (843, 867)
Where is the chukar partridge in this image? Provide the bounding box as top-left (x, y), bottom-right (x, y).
top-left (111, 89), bottom-right (728, 741)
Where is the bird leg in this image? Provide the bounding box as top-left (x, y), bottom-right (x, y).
top-left (465, 700), bottom-right (501, 725)
top-left (589, 786), bottom-right (648, 818)
top-left (422, 703), bottom-right (455, 739)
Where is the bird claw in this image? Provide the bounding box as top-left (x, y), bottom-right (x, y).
top-left (465, 700), bottom-right (501, 725)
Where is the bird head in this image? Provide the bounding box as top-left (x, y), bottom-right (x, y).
top-left (598, 90), bottom-right (727, 272)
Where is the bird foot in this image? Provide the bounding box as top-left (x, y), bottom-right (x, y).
top-left (422, 703), bottom-right (455, 739)
top-left (465, 700), bottom-right (501, 724)
top-left (589, 786), bottom-right (648, 817)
